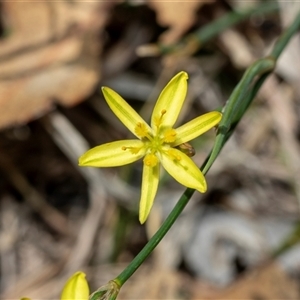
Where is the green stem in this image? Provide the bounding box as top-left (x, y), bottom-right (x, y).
top-left (202, 57), bottom-right (275, 175)
top-left (113, 9), bottom-right (300, 291)
top-left (271, 10), bottom-right (300, 60)
top-left (203, 9), bottom-right (300, 174)
top-left (115, 187), bottom-right (195, 286)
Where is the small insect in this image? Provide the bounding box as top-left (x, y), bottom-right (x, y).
top-left (176, 142), bottom-right (196, 157)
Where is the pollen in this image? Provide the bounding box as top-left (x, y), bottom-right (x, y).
top-left (135, 122), bottom-right (148, 138)
top-left (163, 128), bottom-right (177, 143)
top-left (143, 153), bottom-right (158, 167)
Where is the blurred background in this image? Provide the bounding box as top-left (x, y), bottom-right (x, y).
top-left (1, 1), bottom-right (300, 299)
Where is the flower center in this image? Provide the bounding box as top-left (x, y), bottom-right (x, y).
top-left (128, 109), bottom-right (179, 163)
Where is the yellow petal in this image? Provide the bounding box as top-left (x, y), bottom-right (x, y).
top-left (61, 272), bottom-right (89, 300)
top-left (160, 148), bottom-right (207, 193)
top-left (79, 140), bottom-right (146, 167)
top-left (173, 111), bottom-right (222, 146)
top-left (151, 71), bottom-right (188, 129)
top-left (139, 162), bottom-right (160, 224)
top-left (102, 87), bottom-right (152, 138)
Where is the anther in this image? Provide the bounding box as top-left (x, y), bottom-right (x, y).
top-left (154, 109), bottom-right (167, 128)
top-left (163, 128), bottom-right (176, 143)
top-left (144, 153), bottom-right (158, 167)
top-left (122, 146), bottom-right (141, 154)
top-left (135, 122), bottom-right (148, 138)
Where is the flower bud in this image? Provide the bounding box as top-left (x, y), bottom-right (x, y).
top-left (61, 272), bottom-right (89, 300)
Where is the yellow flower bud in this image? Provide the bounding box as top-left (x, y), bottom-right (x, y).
top-left (61, 272), bottom-right (89, 300)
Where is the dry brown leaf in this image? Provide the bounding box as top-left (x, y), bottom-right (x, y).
top-left (193, 262), bottom-right (300, 300)
top-left (148, 0), bottom-right (214, 45)
top-left (0, 1), bottom-right (114, 129)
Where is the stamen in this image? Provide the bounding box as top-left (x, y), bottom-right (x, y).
top-left (143, 153), bottom-right (158, 167)
top-left (135, 122), bottom-right (148, 138)
top-left (163, 128), bottom-right (176, 143)
top-left (122, 146), bottom-right (141, 154)
top-left (167, 149), bottom-right (182, 161)
top-left (154, 109), bottom-right (167, 128)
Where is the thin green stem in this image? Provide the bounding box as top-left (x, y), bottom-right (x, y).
top-left (271, 10), bottom-right (300, 60)
top-left (203, 9), bottom-right (300, 174)
top-left (202, 57), bottom-right (275, 175)
top-left (115, 187), bottom-right (195, 286)
top-left (113, 9), bottom-right (300, 292)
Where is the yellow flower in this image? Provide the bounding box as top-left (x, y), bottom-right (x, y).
top-left (79, 72), bottom-right (222, 223)
top-left (61, 272), bottom-right (90, 300)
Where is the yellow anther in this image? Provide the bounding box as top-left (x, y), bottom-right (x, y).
top-left (163, 128), bottom-right (176, 143)
top-left (135, 122), bottom-right (148, 138)
top-left (122, 146), bottom-right (127, 150)
top-left (143, 153), bottom-right (158, 167)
